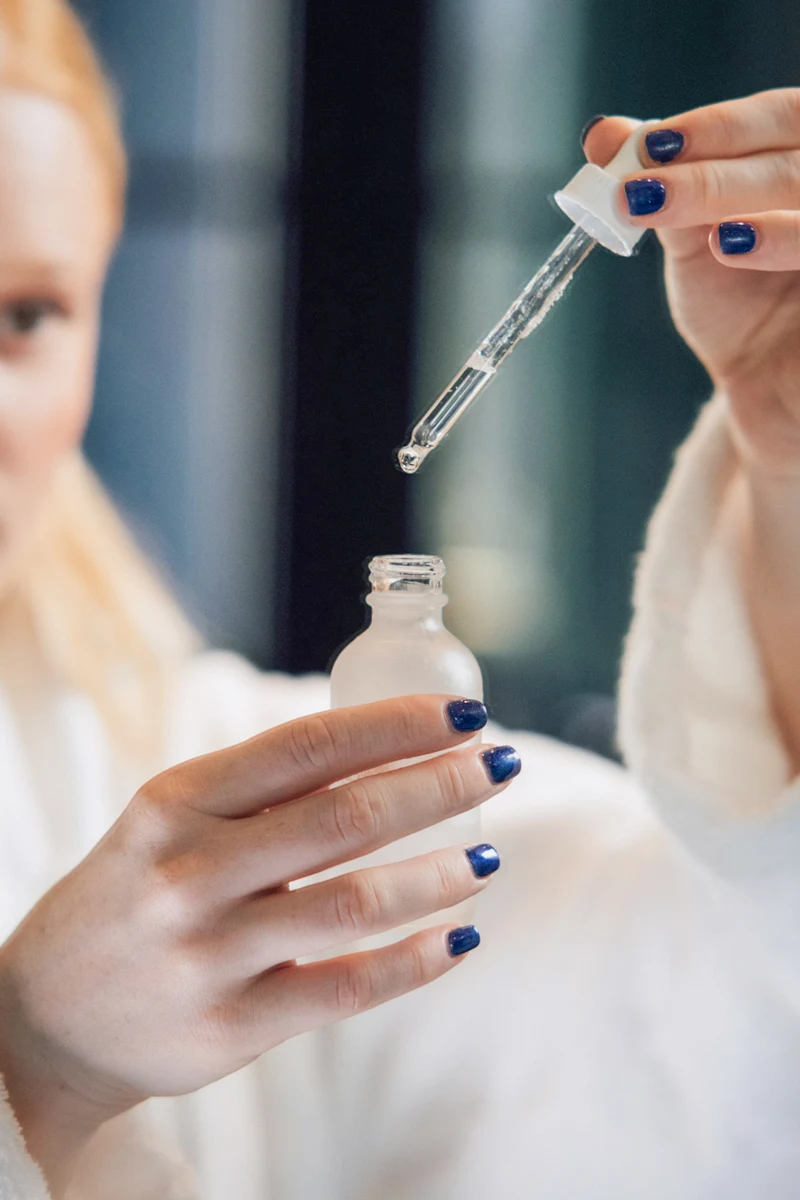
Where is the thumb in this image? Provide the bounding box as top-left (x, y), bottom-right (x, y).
top-left (583, 116), bottom-right (642, 168)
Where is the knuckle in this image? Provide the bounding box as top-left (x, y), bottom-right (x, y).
top-left (691, 160), bottom-right (724, 212)
top-left (432, 753), bottom-right (472, 815)
top-left (789, 215), bottom-right (800, 261)
top-left (711, 103), bottom-right (744, 153)
top-left (148, 852), bottom-right (205, 928)
top-left (286, 712), bottom-right (342, 775)
top-left (401, 937), bottom-right (439, 992)
top-left (335, 959), bottom-right (377, 1016)
top-left (330, 779), bottom-right (386, 849)
top-left (197, 999), bottom-right (236, 1054)
top-left (777, 150), bottom-right (800, 199)
top-left (780, 87), bottom-right (800, 132)
top-left (131, 776), bottom-right (179, 837)
top-left (334, 872), bottom-right (387, 936)
top-left (391, 695), bottom-right (424, 746)
top-left (429, 854), bottom-right (462, 910)
top-left (777, 152), bottom-right (800, 201)
top-left (131, 765), bottom-right (207, 840)
top-left (166, 943), bottom-right (217, 1007)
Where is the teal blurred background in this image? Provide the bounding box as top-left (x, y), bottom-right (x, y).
top-left (73, 0), bottom-right (800, 756)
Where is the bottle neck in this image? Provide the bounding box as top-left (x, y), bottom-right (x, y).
top-left (367, 593), bottom-right (447, 633)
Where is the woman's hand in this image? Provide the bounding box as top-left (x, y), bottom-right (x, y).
top-left (586, 92), bottom-right (800, 767)
top-left (584, 89), bottom-right (800, 475)
top-left (0, 695), bottom-right (515, 1193)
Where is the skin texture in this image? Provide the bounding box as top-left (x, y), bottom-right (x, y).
top-left (0, 91), bottom-right (115, 591)
top-left (584, 89), bottom-right (800, 769)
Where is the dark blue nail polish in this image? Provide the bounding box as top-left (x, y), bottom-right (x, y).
top-left (481, 746), bottom-right (521, 785)
top-left (719, 221), bottom-right (756, 255)
top-left (448, 925), bottom-right (481, 957)
top-left (625, 178), bottom-right (666, 216)
top-left (465, 843), bottom-right (501, 878)
top-left (447, 699), bottom-right (488, 734)
top-left (645, 129), bottom-right (684, 163)
top-left (580, 113), bottom-right (606, 148)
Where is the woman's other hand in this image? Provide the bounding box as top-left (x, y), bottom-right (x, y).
top-left (584, 90), bottom-right (800, 475)
top-left (0, 695), bottom-right (515, 1193)
top-left (586, 93), bottom-right (800, 768)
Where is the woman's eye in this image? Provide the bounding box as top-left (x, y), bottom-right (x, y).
top-left (0, 299), bottom-right (65, 338)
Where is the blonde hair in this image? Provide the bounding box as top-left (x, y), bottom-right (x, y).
top-left (0, 0), bottom-right (198, 763)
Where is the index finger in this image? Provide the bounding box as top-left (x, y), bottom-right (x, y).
top-left (639, 89), bottom-right (800, 166)
top-left (583, 115), bottom-right (641, 168)
top-left (150, 695), bottom-right (487, 818)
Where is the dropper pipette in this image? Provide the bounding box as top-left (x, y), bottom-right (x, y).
top-left (396, 119), bottom-right (659, 474)
top-left (397, 225), bottom-right (596, 474)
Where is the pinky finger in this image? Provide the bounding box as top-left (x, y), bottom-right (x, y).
top-left (241, 923), bottom-right (480, 1050)
top-left (710, 211), bottom-right (800, 270)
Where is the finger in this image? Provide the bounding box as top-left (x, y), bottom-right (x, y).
top-left (220, 844), bottom-right (499, 971)
top-left (619, 150), bottom-right (800, 229)
top-left (146, 695), bottom-right (487, 819)
top-left (656, 225), bottom-right (716, 264)
top-left (224, 743), bottom-right (520, 891)
top-left (237, 923), bottom-right (481, 1050)
top-left (709, 211), bottom-right (800, 270)
top-left (640, 88), bottom-right (800, 167)
top-left (583, 115), bottom-right (640, 168)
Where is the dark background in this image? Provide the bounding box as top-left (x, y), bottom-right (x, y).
top-left (72, 0), bottom-right (800, 757)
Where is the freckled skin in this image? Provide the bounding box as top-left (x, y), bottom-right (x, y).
top-left (0, 90), bottom-right (116, 592)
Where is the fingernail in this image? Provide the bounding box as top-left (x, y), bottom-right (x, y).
top-left (465, 843), bottom-right (501, 878)
top-left (580, 113), bottom-right (605, 148)
top-left (448, 925), bottom-right (481, 957)
top-left (447, 699), bottom-right (488, 734)
top-left (645, 128), bottom-right (684, 163)
top-left (481, 745), bottom-right (521, 785)
top-left (625, 178), bottom-right (666, 216)
top-left (719, 221), bottom-right (756, 255)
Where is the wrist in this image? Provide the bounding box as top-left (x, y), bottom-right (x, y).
top-left (737, 463), bottom-right (800, 577)
top-left (0, 1063), bottom-right (105, 1198)
top-left (0, 968), bottom-right (108, 1196)
top-left (732, 463), bottom-right (800, 773)
top-left (724, 374), bottom-right (800, 482)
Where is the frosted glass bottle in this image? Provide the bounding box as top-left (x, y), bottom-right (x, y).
top-left (324, 554), bottom-right (483, 948)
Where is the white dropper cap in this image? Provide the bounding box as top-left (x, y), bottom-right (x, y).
top-left (554, 119), bottom-right (662, 257)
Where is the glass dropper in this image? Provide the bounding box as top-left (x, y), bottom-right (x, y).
top-left (396, 225), bottom-right (596, 474)
top-left (396, 121), bottom-right (659, 474)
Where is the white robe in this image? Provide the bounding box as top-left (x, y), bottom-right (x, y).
top-left (4, 396), bottom-right (800, 1199)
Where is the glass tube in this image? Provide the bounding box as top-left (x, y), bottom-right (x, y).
top-left (397, 224), bottom-right (596, 473)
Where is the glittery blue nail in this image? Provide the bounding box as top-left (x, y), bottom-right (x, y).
top-left (465, 844), bottom-right (501, 878)
top-left (448, 925), bottom-right (481, 956)
top-left (719, 221), bottom-right (756, 255)
top-left (481, 746), bottom-right (522, 785)
top-left (645, 129), bottom-right (684, 163)
top-left (625, 178), bottom-right (666, 216)
top-left (447, 699), bottom-right (488, 734)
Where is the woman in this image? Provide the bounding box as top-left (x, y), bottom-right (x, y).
top-left (1, 2), bottom-right (800, 1196)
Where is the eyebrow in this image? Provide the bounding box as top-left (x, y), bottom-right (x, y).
top-left (0, 258), bottom-right (82, 287)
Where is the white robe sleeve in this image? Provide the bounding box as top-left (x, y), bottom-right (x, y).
top-left (0, 1073), bottom-right (49, 1199)
top-left (619, 393), bottom-right (800, 990)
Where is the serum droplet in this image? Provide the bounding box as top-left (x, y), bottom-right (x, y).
top-left (397, 444), bottom-right (424, 474)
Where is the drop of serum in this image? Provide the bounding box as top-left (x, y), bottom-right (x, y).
top-left (396, 443), bottom-right (425, 474)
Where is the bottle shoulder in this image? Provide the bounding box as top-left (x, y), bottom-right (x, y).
top-left (330, 624), bottom-right (482, 705)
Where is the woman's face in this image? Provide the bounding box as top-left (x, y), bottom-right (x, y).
top-left (0, 88), bottom-right (115, 589)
